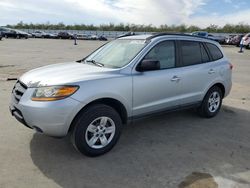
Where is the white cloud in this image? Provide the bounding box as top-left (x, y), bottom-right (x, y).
top-left (188, 9), bottom-right (250, 27)
top-left (64, 0), bottom-right (208, 26)
top-left (0, 0), bottom-right (249, 28)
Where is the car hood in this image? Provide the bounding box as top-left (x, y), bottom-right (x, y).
top-left (20, 62), bottom-right (121, 87)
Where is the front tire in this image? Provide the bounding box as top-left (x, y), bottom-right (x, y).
top-left (71, 104), bottom-right (122, 157)
top-left (198, 86), bottom-right (223, 118)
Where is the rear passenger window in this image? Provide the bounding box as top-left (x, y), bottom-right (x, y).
top-left (206, 43), bottom-right (223, 61)
top-left (180, 41), bottom-right (203, 66)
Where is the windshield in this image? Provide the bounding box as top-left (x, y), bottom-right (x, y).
top-left (84, 39), bottom-right (147, 68)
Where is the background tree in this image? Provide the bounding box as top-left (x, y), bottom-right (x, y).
top-left (6, 21), bottom-right (250, 33)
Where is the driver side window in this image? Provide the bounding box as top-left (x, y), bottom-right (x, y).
top-left (144, 41), bottom-right (176, 69)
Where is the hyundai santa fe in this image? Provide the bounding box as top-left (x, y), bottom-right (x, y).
top-left (10, 33), bottom-right (232, 156)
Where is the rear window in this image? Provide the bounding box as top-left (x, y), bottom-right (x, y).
top-left (206, 43), bottom-right (223, 61)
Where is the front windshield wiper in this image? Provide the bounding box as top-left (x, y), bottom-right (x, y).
top-left (85, 60), bottom-right (104, 67)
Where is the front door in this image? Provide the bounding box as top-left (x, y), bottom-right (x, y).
top-left (132, 40), bottom-right (182, 116)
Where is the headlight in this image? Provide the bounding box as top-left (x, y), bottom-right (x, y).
top-left (31, 86), bottom-right (79, 101)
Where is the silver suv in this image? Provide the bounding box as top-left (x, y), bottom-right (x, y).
top-left (10, 34), bottom-right (232, 156)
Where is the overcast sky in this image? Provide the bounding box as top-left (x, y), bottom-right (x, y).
top-left (0, 0), bottom-right (249, 27)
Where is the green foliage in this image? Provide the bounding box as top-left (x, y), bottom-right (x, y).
top-left (6, 21), bottom-right (250, 33)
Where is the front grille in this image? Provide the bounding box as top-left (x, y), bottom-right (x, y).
top-left (12, 81), bottom-right (27, 104)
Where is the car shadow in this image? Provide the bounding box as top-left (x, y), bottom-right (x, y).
top-left (30, 105), bottom-right (250, 188)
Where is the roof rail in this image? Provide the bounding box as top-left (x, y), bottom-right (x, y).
top-left (146, 32), bottom-right (212, 41)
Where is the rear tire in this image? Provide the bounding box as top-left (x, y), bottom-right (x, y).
top-left (197, 86), bottom-right (222, 118)
top-left (71, 104), bottom-right (122, 157)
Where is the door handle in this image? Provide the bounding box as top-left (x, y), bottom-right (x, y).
top-left (208, 69), bottom-right (215, 74)
top-left (171, 76), bottom-right (181, 82)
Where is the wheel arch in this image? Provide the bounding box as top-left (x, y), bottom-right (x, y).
top-left (68, 97), bottom-right (128, 133)
top-left (205, 82), bottom-right (225, 98)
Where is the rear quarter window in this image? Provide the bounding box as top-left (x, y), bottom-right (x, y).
top-left (200, 43), bottom-right (210, 63)
top-left (206, 43), bottom-right (223, 61)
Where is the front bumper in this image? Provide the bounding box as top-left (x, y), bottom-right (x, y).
top-left (10, 85), bottom-right (84, 137)
top-left (9, 105), bottom-right (31, 129)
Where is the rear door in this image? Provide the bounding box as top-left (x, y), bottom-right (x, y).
top-left (175, 40), bottom-right (217, 105)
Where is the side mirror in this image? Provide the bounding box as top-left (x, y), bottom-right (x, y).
top-left (136, 59), bottom-right (160, 72)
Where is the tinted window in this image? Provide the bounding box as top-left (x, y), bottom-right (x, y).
top-left (206, 43), bottom-right (223, 61)
top-left (144, 41), bottom-right (175, 69)
top-left (198, 32), bottom-right (207, 37)
top-left (200, 43), bottom-right (210, 63)
top-left (180, 41), bottom-right (203, 66)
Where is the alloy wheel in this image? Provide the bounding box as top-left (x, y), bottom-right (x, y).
top-left (85, 116), bottom-right (116, 149)
top-left (208, 91), bottom-right (221, 113)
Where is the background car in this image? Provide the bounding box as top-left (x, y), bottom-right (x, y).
top-left (225, 35), bottom-right (236, 45)
top-left (1, 28), bottom-right (29, 39)
top-left (207, 34), bottom-right (226, 44)
top-left (116, 31), bottom-right (135, 38)
top-left (31, 31), bottom-right (55, 38)
top-left (75, 33), bottom-right (87, 40)
top-left (191, 31), bottom-right (208, 37)
top-left (191, 31), bottom-right (226, 44)
top-left (32, 31), bottom-right (45, 38)
top-left (77, 34), bottom-right (106, 40)
top-left (98, 35), bottom-right (108, 41)
top-left (0, 27), bottom-right (9, 33)
top-left (89, 35), bottom-right (98, 40)
top-left (242, 33), bottom-right (250, 47)
top-left (231, 34), bottom-right (245, 46)
top-left (57, 32), bottom-right (73, 39)
top-left (0, 27), bottom-right (12, 38)
top-left (20, 30), bottom-right (32, 38)
top-left (48, 33), bottom-right (57, 39)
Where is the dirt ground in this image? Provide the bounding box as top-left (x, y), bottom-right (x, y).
top-left (0, 38), bottom-right (250, 188)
